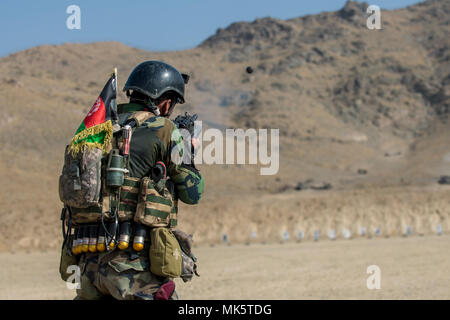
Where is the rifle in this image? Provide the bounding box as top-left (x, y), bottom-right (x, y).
top-left (173, 112), bottom-right (200, 168)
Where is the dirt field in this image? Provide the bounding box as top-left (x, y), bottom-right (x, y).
top-left (1, 235), bottom-right (449, 300)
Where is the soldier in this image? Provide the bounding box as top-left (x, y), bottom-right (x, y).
top-left (73, 61), bottom-right (204, 300)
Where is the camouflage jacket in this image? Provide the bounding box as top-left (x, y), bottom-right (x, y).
top-left (117, 103), bottom-right (204, 205)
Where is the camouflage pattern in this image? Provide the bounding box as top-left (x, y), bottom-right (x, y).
top-left (75, 247), bottom-right (178, 300)
top-left (169, 196), bottom-right (178, 227)
top-left (118, 176), bottom-right (141, 221)
top-left (128, 111), bottom-right (155, 127)
top-left (172, 229), bottom-right (193, 255)
top-left (65, 103), bottom-right (204, 300)
top-left (134, 177), bottom-right (173, 227)
top-left (180, 250), bottom-right (197, 283)
top-left (59, 145), bottom-right (103, 209)
top-left (172, 229), bottom-right (199, 283)
top-left (171, 166), bottom-right (204, 205)
top-left (70, 204), bottom-right (103, 225)
top-left (117, 103), bottom-right (204, 206)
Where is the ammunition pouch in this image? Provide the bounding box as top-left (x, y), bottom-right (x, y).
top-left (118, 176), bottom-right (141, 221)
top-left (134, 177), bottom-right (173, 228)
top-left (68, 176), bottom-right (141, 225)
top-left (180, 251), bottom-right (198, 282)
top-left (70, 204), bottom-right (104, 225)
top-left (172, 229), bottom-right (199, 282)
top-left (149, 227), bottom-right (182, 278)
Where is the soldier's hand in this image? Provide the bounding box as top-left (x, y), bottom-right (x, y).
top-left (191, 138), bottom-right (200, 150)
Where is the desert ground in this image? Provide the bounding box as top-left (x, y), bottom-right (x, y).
top-left (1, 234), bottom-right (449, 300)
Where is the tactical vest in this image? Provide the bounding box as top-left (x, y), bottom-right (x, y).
top-left (59, 110), bottom-right (200, 283)
top-left (61, 110), bottom-right (178, 229)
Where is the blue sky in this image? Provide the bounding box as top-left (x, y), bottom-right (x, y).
top-left (0, 0), bottom-right (422, 57)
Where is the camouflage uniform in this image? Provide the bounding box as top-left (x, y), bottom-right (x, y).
top-left (74, 102), bottom-right (204, 300)
top-left (75, 245), bottom-right (178, 300)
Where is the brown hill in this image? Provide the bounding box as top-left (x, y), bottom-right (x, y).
top-left (0, 0), bottom-right (449, 251)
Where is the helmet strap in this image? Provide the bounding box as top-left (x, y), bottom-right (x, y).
top-left (165, 100), bottom-right (177, 118)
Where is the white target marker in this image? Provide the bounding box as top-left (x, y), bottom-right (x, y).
top-left (437, 224), bottom-right (442, 236)
top-left (360, 227), bottom-right (367, 236)
top-left (314, 230), bottom-right (320, 241)
top-left (374, 227), bottom-right (380, 236)
top-left (328, 229), bottom-right (336, 240)
top-left (406, 225), bottom-right (412, 236)
top-left (343, 229), bottom-right (351, 239)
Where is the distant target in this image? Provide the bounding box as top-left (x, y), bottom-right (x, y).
top-left (246, 66), bottom-right (254, 74)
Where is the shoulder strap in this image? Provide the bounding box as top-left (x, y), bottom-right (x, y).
top-left (127, 111), bottom-right (155, 127)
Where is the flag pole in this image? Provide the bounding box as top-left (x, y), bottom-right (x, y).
top-left (112, 67), bottom-right (118, 123)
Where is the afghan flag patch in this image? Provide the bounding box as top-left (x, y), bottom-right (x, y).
top-left (69, 70), bottom-right (117, 156)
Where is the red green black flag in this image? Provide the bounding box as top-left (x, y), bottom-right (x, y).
top-left (69, 69), bottom-right (117, 155)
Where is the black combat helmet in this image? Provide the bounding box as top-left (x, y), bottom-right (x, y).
top-left (123, 61), bottom-right (188, 104)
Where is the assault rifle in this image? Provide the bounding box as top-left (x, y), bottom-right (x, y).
top-left (174, 112), bottom-right (199, 139)
top-left (173, 112), bottom-right (200, 169)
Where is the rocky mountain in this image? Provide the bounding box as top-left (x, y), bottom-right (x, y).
top-left (202, 0), bottom-right (450, 136)
top-left (0, 0), bottom-right (449, 251)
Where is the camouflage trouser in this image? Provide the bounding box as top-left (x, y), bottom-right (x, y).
top-left (75, 248), bottom-right (178, 300)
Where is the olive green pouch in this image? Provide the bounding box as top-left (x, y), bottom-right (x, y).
top-left (59, 236), bottom-right (79, 282)
top-left (149, 227), bottom-right (182, 278)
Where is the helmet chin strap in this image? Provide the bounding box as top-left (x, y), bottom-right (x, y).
top-left (166, 101), bottom-right (177, 118)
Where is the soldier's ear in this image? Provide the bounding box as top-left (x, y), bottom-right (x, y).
top-left (182, 74), bottom-right (190, 84)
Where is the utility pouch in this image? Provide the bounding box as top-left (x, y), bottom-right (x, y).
top-left (118, 176), bottom-right (141, 221)
top-left (172, 229), bottom-right (199, 282)
top-left (149, 227), bottom-right (182, 278)
top-left (59, 145), bottom-right (103, 208)
top-left (59, 235), bottom-right (80, 282)
top-left (134, 177), bottom-right (172, 228)
top-left (180, 251), bottom-right (199, 282)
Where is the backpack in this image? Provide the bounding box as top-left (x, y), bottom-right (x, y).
top-left (58, 111), bottom-right (156, 222)
top-left (58, 145), bottom-right (103, 208)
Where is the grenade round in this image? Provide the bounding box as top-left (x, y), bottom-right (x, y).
top-left (72, 227), bottom-right (80, 255)
top-left (74, 227), bottom-right (84, 255)
top-left (97, 225), bottom-right (106, 252)
top-left (81, 226), bottom-right (90, 253)
top-left (108, 222), bottom-right (118, 249)
top-left (118, 222), bottom-right (131, 250)
top-left (133, 224), bottom-right (146, 251)
top-left (88, 225), bottom-right (98, 253)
